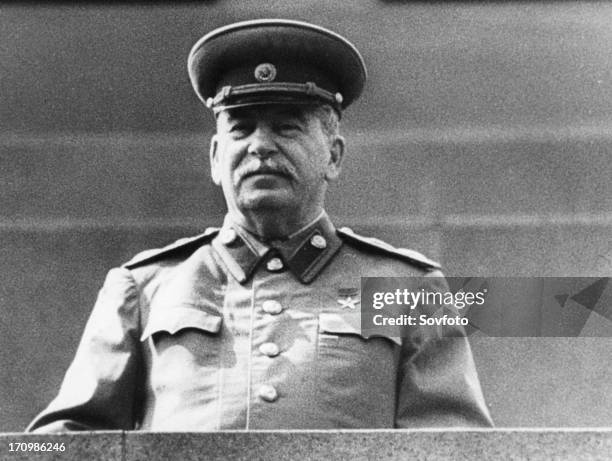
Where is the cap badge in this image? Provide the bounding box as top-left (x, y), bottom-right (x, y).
top-left (254, 63), bottom-right (277, 83)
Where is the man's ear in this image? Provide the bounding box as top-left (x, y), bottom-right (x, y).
top-left (325, 135), bottom-right (345, 181)
top-left (209, 134), bottom-right (221, 186)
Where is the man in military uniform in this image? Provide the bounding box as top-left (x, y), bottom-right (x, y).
top-left (28, 19), bottom-right (492, 431)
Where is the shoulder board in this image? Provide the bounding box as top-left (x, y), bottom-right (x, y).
top-left (122, 227), bottom-right (219, 270)
top-left (337, 226), bottom-right (441, 270)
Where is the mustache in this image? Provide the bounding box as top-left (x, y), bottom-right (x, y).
top-left (234, 159), bottom-right (295, 183)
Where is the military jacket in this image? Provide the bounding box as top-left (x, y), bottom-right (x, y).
top-left (28, 214), bottom-right (493, 431)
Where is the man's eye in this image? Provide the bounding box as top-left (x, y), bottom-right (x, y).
top-left (277, 123), bottom-right (301, 133)
top-left (229, 123), bottom-right (252, 136)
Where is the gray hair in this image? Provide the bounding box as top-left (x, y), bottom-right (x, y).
top-left (309, 104), bottom-right (340, 139)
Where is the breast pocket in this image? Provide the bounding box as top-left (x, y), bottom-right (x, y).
top-left (317, 312), bottom-right (400, 360)
top-left (142, 304), bottom-right (222, 339)
top-left (141, 305), bottom-right (225, 393)
top-left (315, 312), bottom-right (401, 424)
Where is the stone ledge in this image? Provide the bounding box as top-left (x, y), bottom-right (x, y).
top-left (1, 430), bottom-right (612, 460)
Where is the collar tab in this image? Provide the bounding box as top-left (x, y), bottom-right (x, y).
top-left (286, 228), bottom-right (341, 284)
top-left (212, 213), bottom-right (342, 284)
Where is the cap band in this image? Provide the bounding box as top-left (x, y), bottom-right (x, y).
top-left (209, 82), bottom-right (342, 113)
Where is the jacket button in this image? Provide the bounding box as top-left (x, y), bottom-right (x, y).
top-left (259, 342), bottom-right (280, 357)
top-left (258, 384), bottom-right (278, 402)
top-left (220, 227), bottom-right (237, 245)
top-left (266, 257), bottom-right (284, 272)
top-left (262, 300), bottom-right (283, 315)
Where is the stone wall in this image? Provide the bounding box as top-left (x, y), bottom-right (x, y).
top-left (2, 431), bottom-right (612, 460)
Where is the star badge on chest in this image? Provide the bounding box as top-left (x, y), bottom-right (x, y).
top-left (337, 287), bottom-right (359, 310)
top-left (337, 296), bottom-right (359, 310)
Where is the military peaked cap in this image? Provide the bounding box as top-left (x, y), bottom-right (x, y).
top-left (187, 19), bottom-right (367, 114)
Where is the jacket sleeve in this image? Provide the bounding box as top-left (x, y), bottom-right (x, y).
top-left (394, 272), bottom-right (494, 428)
top-left (26, 267), bottom-right (142, 432)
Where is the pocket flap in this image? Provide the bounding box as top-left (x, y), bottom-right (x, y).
top-left (141, 305), bottom-right (222, 341)
top-left (319, 312), bottom-right (361, 335)
top-left (319, 312), bottom-right (400, 346)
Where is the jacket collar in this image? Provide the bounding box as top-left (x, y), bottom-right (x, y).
top-left (211, 212), bottom-right (342, 284)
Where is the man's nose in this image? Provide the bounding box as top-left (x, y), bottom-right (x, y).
top-left (247, 125), bottom-right (277, 158)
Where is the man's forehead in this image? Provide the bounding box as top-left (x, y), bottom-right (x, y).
top-left (219, 104), bottom-right (315, 121)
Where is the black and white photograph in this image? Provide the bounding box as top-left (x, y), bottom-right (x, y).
top-left (1, 1), bottom-right (612, 459)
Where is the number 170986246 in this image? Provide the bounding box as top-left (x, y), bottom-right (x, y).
top-left (8, 442), bottom-right (66, 452)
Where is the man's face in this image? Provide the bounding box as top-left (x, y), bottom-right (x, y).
top-left (210, 104), bottom-right (344, 220)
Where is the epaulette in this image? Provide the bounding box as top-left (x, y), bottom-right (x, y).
top-left (337, 226), bottom-right (441, 271)
top-left (122, 227), bottom-right (219, 270)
